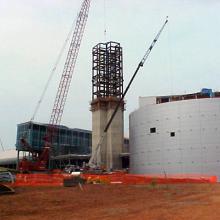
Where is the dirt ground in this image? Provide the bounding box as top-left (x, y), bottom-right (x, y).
top-left (1, 183), bottom-right (220, 220)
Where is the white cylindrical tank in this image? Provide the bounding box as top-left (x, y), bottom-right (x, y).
top-left (129, 97), bottom-right (220, 178)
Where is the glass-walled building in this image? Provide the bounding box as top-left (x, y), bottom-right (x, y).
top-left (15, 121), bottom-right (129, 169)
top-left (16, 121), bottom-right (92, 156)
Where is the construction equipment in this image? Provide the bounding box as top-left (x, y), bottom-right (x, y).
top-left (0, 172), bottom-right (15, 195)
top-left (89, 17), bottom-right (168, 169)
top-left (18, 0), bottom-right (91, 172)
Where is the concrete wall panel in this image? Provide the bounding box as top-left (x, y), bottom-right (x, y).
top-left (130, 98), bottom-right (220, 178)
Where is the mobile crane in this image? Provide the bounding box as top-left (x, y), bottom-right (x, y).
top-left (88, 17), bottom-right (168, 169)
top-left (18, 0), bottom-right (91, 172)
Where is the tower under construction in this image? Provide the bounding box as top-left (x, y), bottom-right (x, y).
top-left (91, 41), bottom-right (124, 170)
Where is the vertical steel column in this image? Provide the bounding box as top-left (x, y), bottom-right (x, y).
top-left (92, 42), bottom-right (123, 99)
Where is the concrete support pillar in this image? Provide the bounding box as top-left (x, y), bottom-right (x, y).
top-left (91, 99), bottom-right (124, 170)
top-left (91, 41), bottom-right (124, 171)
top-left (92, 109), bottom-right (107, 167)
top-left (106, 108), bottom-right (123, 170)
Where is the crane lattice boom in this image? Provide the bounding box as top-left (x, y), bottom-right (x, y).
top-left (50, 0), bottom-right (91, 126)
top-left (18, 0), bottom-right (91, 172)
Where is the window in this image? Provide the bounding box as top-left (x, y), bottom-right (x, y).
top-left (170, 132), bottom-right (175, 137)
top-left (161, 97), bottom-right (169, 103)
top-left (150, 127), bottom-right (156, 133)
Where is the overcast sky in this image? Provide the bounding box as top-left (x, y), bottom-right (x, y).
top-left (0, 0), bottom-right (220, 150)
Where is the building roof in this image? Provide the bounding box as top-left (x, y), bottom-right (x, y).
top-left (0, 149), bottom-right (17, 160)
top-left (18, 121), bottom-right (92, 133)
top-left (0, 149), bottom-right (18, 165)
top-left (139, 89), bottom-right (220, 107)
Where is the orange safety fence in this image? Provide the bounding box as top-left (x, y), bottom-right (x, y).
top-left (13, 173), bottom-right (72, 186)
top-left (81, 173), bottom-right (217, 184)
top-left (12, 172), bottom-right (217, 187)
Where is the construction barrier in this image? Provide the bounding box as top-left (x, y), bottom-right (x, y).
top-left (13, 173), bottom-right (72, 186)
top-left (12, 172), bottom-right (217, 187)
top-left (82, 172), bottom-right (217, 184)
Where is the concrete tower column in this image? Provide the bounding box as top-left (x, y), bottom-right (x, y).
top-left (90, 42), bottom-right (124, 170)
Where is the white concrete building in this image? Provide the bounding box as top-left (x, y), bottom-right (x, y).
top-left (129, 90), bottom-right (220, 178)
top-left (0, 149), bottom-right (18, 168)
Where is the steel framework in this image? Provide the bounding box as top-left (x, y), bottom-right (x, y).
top-left (89, 18), bottom-right (168, 168)
top-left (17, 0), bottom-right (91, 172)
top-left (50, 0), bottom-right (91, 126)
top-left (92, 41), bottom-right (123, 100)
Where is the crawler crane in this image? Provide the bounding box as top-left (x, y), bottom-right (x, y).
top-left (18, 0), bottom-right (91, 172)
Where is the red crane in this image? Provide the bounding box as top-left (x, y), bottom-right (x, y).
top-left (50, 0), bottom-right (91, 126)
top-left (19, 0), bottom-right (91, 172)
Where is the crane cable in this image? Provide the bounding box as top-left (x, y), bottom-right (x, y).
top-left (104, 0), bottom-right (107, 40)
top-left (0, 137), bottom-right (5, 151)
top-left (30, 13), bottom-right (79, 122)
top-left (167, 21), bottom-right (174, 95)
top-left (89, 17), bottom-right (169, 167)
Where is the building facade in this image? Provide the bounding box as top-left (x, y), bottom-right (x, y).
top-left (130, 90), bottom-right (220, 178)
top-left (8, 121), bottom-right (129, 169)
top-left (16, 121), bottom-right (92, 155)
top-left (16, 121), bottom-right (92, 168)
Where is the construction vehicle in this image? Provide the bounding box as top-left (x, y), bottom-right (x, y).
top-left (18, 0), bottom-right (91, 172)
top-left (88, 17), bottom-right (168, 169)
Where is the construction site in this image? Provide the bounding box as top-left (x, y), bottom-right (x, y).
top-left (1, 0), bottom-right (220, 219)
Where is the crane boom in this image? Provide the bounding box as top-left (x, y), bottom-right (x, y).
top-left (89, 17), bottom-right (168, 167)
top-left (18, 0), bottom-right (91, 172)
top-left (50, 0), bottom-right (91, 126)
top-left (30, 16), bottom-right (76, 122)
